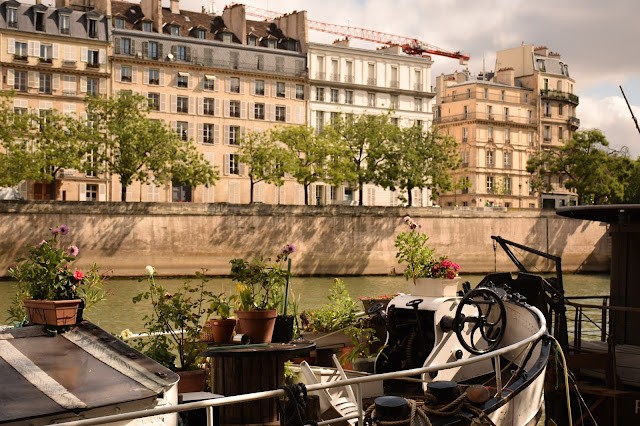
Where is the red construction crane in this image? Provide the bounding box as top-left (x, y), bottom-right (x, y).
top-left (234, 3), bottom-right (470, 64)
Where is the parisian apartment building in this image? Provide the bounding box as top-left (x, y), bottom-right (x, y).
top-left (1, 0), bottom-right (442, 205)
top-left (435, 44), bottom-right (580, 209)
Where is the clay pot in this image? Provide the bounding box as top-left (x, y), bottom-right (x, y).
top-left (23, 299), bottom-right (81, 326)
top-left (211, 318), bottom-right (237, 343)
top-left (177, 369), bottom-right (207, 393)
top-left (235, 309), bottom-right (277, 344)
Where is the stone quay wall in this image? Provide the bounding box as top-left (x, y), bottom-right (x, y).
top-left (0, 201), bottom-right (610, 277)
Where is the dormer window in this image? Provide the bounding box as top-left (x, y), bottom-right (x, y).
top-left (142, 21), bottom-right (152, 32)
top-left (196, 29), bottom-right (206, 39)
top-left (222, 32), bottom-right (232, 43)
top-left (171, 25), bottom-right (180, 36)
top-left (115, 17), bottom-right (124, 29)
top-left (59, 14), bottom-right (70, 34)
top-left (35, 11), bottom-right (45, 31)
top-left (247, 35), bottom-right (257, 46)
top-left (267, 39), bottom-right (277, 49)
top-left (285, 40), bottom-right (297, 51)
top-left (7, 7), bottom-right (18, 28)
top-left (88, 18), bottom-right (98, 38)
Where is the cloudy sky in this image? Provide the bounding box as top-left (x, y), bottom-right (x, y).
top-left (184, 0), bottom-right (640, 155)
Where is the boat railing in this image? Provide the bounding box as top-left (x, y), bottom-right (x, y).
top-left (59, 306), bottom-right (546, 426)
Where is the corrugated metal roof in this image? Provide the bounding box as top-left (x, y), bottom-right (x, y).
top-left (0, 322), bottom-right (178, 424)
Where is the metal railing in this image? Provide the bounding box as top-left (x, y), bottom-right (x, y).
top-left (540, 89), bottom-right (579, 104)
top-left (57, 306), bottom-right (546, 426)
top-left (433, 112), bottom-right (537, 125)
top-left (569, 116), bottom-right (580, 127)
top-left (441, 91), bottom-right (536, 105)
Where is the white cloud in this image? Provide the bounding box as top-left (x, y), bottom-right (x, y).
top-left (579, 95), bottom-right (640, 157)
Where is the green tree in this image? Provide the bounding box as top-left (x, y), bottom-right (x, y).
top-left (238, 129), bottom-right (288, 203)
top-left (390, 125), bottom-right (460, 206)
top-left (331, 113), bottom-right (397, 205)
top-left (85, 93), bottom-right (218, 201)
top-left (527, 129), bottom-right (632, 204)
top-left (0, 92), bottom-right (37, 187)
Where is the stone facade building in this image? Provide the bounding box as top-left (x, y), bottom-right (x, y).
top-left (435, 44), bottom-right (579, 208)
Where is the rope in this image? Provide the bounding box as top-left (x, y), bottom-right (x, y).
top-left (275, 383), bottom-right (317, 426)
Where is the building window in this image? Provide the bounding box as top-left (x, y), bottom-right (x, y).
top-left (504, 152), bottom-right (512, 169)
top-left (177, 96), bottom-right (188, 113)
top-left (87, 49), bottom-right (99, 66)
top-left (414, 98), bottom-right (422, 112)
top-left (229, 126), bottom-right (240, 145)
top-left (229, 154), bottom-right (239, 174)
top-left (316, 87), bottom-right (325, 102)
top-left (524, 93), bottom-right (530, 104)
top-left (486, 151), bottom-right (494, 168)
top-left (462, 127), bottom-right (468, 142)
top-left (171, 25), bottom-right (180, 36)
top-left (149, 69), bottom-right (159, 85)
top-left (36, 11), bottom-right (45, 31)
top-left (487, 105), bottom-right (493, 119)
top-left (501, 90), bottom-right (505, 101)
top-left (505, 128), bottom-right (510, 142)
top-left (88, 18), bottom-right (98, 38)
top-left (222, 33), bottom-right (233, 44)
top-left (84, 78), bottom-right (97, 96)
top-left (176, 121), bottom-right (188, 141)
top-left (463, 106), bottom-right (468, 120)
top-left (254, 103), bottom-right (265, 119)
top-left (391, 117), bottom-right (399, 126)
top-left (484, 88), bottom-right (489, 99)
top-left (14, 71), bottom-right (27, 92)
top-left (230, 77), bottom-right (240, 93)
top-left (559, 126), bottom-right (564, 140)
top-left (59, 14), bottom-right (70, 34)
top-left (544, 102), bottom-right (551, 117)
top-left (230, 101), bottom-right (240, 117)
top-left (7, 7), bottom-right (17, 27)
top-left (196, 29), bottom-right (206, 39)
top-left (296, 84), bottom-right (304, 100)
top-left (118, 65), bottom-right (131, 82)
top-left (203, 123), bottom-right (214, 143)
top-left (255, 80), bottom-right (264, 95)
top-left (504, 107), bottom-right (509, 121)
top-left (120, 38), bottom-right (131, 55)
top-left (39, 73), bottom-right (52, 94)
top-left (367, 63), bottom-right (376, 85)
top-left (529, 131), bottom-right (534, 146)
top-left (276, 105), bottom-right (286, 122)
top-left (544, 125), bottom-right (551, 142)
top-left (86, 184), bottom-right (98, 201)
top-left (331, 89), bottom-right (339, 103)
top-left (176, 45), bottom-right (187, 61)
top-left (391, 95), bottom-right (398, 108)
top-left (247, 35), bottom-right (257, 46)
top-left (257, 55), bottom-right (264, 70)
top-left (461, 151), bottom-right (469, 167)
top-left (316, 111), bottom-right (324, 132)
top-left (177, 74), bottom-right (188, 88)
top-left (276, 82), bottom-right (286, 98)
top-left (204, 98), bottom-right (214, 115)
top-left (558, 103), bottom-right (564, 116)
top-left (147, 93), bottom-right (160, 110)
top-left (543, 78), bottom-right (549, 90)
top-left (276, 57), bottom-right (284, 73)
top-left (203, 76), bottom-right (215, 90)
top-left (14, 41), bottom-right (27, 59)
top-left (345, 90), bottom-right (353, 105)
top-left (368, 92), bottom-right (376, 107)
top-left (504, 177), bottom-right (512, 195)
top-left (267, 39), bottom-right (276, 49)
top-left (147, 41), bottom-right (159, 60)
top-left (486, 176), bottom-right (494, 193)
top-left (115, 17), bottom-right (125, 29)
top-left (528, 110), bottom-right (533, 124)
top-left (345, 61), bottom-right (354, 83)
top-left (143, 21), bottom-right (152, 32)
top-left (40, 44), bottom-right (52, 62)
top-left (488, 126), bottom-right (494, 141)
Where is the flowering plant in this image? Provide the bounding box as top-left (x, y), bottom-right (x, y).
top-left (359, 294), bottom-right (396, 301)
top-left (8, 225), bottom-right (108, 323)
top-left (231, 244), bottom-right (295, 311)
top-left (395, 216), bottom-right (460, 280)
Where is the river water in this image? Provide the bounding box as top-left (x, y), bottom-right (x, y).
top-left (0, 273), bottom-right (609, 335)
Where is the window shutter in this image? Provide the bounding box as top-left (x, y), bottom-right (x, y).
top-left (199, 73), bottom-right (204, 90)
top-left (223, 154), bottom-right (230, 175)
top-left (115, 64), bottom-right (121, 82)
top-left (28, 71), bottom-right (38, 88)
top-left (98, 184), bottom-right (106, 201)
top-left (285, 83), bottom-right (291, 99)
top-left (225, 77), bottom-right (230, 93)
top-left (160, 94), bottom-right (166, 112)
top-left (142, 41), bottom-right (148, 58)
top-left (52, 43), bottom-right (59, 59)
top-left (268, 104), bottom-right (275, 121)
top-left (239, 162), bottom-right (246, 176)
top-left (130, 40), bottom-right (136, 55)
top-left (173, 71), bottom-right (177, 87)
top-left (52, 74), bottom-right (60, 91)
top-left (295, 106), bottom-right (304, 124)
top-left (170, 94), bottom-right (177, 113)
top-left (197, 123), bottom-right (203, 143)
top-left (132, 66), bottom-right (138, 84)
top-left (143, 67), bottom-right (149, 85)
top-left (99, 78), bottom-right (107, 94)
top-left (264, 82), bottom-right (270, 97)
top-left (188, 72), bottom-right (194, 89)
top-left (204, 152), bottom-right (215, 168)
top-left (189, 96), bottom-right (195, 114)
top-left (223, 99), bottom-right (230, 117)
top-left (158, 43), bottom-right (163, 59)
top-left (214, 77), bottom-right (220, 92)
top-left (7, 38), bottom-right (15, 54)
top-left (28, 41), bottom-right (34, 57)
top-left (79, 183), bottom-right (86, 201)
top-left (80, 47), bottom-right (87, 62)
top-left (114, 37), bottom-right (121, 54)
top-left (80, 76), bottom-right (87, 92)
top-left (240, 101), bottom-right (247, 119)
top-left (170, 121), bottom-right (177, 133)
top-left (286, 106), bottom-right (291, 123)
top-left (197, 97), bottom-right (203, 115)
top-left (239, 78), bottom-right (245, 94)
top-left (223, 125), bottom-right (229, 145)
top-left (99, 49), bottom-right (106, 64)
top-left (214, 124), bottom-right (220, 144)
top-left (240, 126), bottom-right (245, 140)
top-left (255, 182), bottom-right (264, 203)
top-left (7, 69), bottom-right (14, 86)
top-left (214, 99), bottom-right (221, 117)
top-left (159, 69), bottom-right (165, 86)
top-left (142, 91), bottom-right (148, 99)
top-left (272, 82), bottom-right (277, 98)
top-left (249, 102), bottom-right (255, 119)
top-left (188, 122), bottom-right (194, 141)
top-left (250, 79), bottom-right (256, 94)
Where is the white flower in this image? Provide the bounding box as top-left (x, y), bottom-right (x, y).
top-left (145, 265), bottom-right (155, 276)
top-left (120, 329), bottom-right (133, 340)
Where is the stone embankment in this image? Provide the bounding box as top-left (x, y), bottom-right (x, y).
top-left (0, 201), bottom-right (609, 277)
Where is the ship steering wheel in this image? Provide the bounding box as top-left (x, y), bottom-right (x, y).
top-left (453, 287), bottom-right (507, 355)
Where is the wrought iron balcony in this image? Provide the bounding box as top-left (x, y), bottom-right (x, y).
top-left (540, 89), bottom-right (579, 105)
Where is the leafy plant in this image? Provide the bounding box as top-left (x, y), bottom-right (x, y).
top-left (284, 360), bottom-right (299, 382)
top-left (339, 322), bottom-right (385, 366)
top-left (231, 244), bottom-right (294, 311)
top-left (300, 278), bottom-right (358, 332)
top-left (208, 292), bottom-right (237, 320)
top-left (131, 268), bottom-right (210, 371)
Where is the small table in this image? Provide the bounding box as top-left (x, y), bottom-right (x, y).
top-left (202, 341), bottom-right (316, 425)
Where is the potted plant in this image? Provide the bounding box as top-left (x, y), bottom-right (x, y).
top-left (131, 267), bottom-right (210, 393)
top-left (395, 215), bottom-right (461, 297)
top-left (8, 225), bottom-right (107, 327)
top-left (207, 291), bottom-right (238, 343)
top-left (339, 321), bottom-right (385, 373)
top-left (230, 244), bottom-right (294, 343)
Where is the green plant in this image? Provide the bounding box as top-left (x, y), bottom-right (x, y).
top-left (131, 267), bottom-right (210, 371)
top-left (208, 292), bottom-right (237, 320)
top-left (339, 322), bottom-right (385, 366)
top-left (300, 278), bottom-right (358, 333)
top-left (284, 360), bottom-right (299, 382)
top-left (7, 225), bottom-right (108, 324)
top-left (230, 244), bottom-right (294, 311)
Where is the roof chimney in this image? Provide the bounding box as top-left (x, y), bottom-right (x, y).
top-left (495, 67), bottom-right (515, 86)
top-left (534, 46), bottom-right (549, 56)
top-left (170, 0), bottom-right (180, 15)
top-left (140, 0), bottom-right (163, 33)
top-left (222, 4), bottom-right (246, 44)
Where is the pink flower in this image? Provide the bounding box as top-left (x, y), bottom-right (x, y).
top-left (73, 271), bottom-right (84, 280)
top-left (37, 240), bottom-right (46, 247)
top-left (453, 263), bottom-right (460, 271)
top-left (59, 225), bottom-right (69, 235)
top-left (441, 259), bottom-right (452, 268)
top-left (446, 271), bottom-right (456, 279)
top-left (66, 245), bottom-right (79, 257)
top-left (51, 227), bottom-right (60, 235)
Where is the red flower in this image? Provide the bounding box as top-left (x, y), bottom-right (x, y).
top-left (73, 270), bottom-right (84, 280)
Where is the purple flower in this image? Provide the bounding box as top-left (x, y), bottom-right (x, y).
top-left (286, 244), bottom-right (295, 254)
top-left (37, 240), bottom-right (46, 247)
top-left (59, 225), bottom-right (69, 235)
top-left (51, 227), bottom-right (60, 235)
top-left (66, 245), bottom-right (79, 257)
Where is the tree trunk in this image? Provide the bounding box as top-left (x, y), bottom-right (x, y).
top-left (121, 184), bottom-right (127, 202)
top-left (250, 179), bottom-right (254, 204)
top-left (407, 187), bottom-right (413, 207)
top-left (358, 185), bottom-right (364, 206)
top-left (304, 184), bottom-right (309, 205)
top-left (49, 174), bottom-right (57, 200)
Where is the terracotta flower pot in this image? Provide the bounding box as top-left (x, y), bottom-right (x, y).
top-left (409, 277), bottom-right (461, 297)
top-left (211, 318), bottom-right (237, 343)
top-left (177, 369), bottom-right (207, 393)
top-left (23, 299), bottom-right (81, 326)
top-left (235, 309), bottom-right (277, 344)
